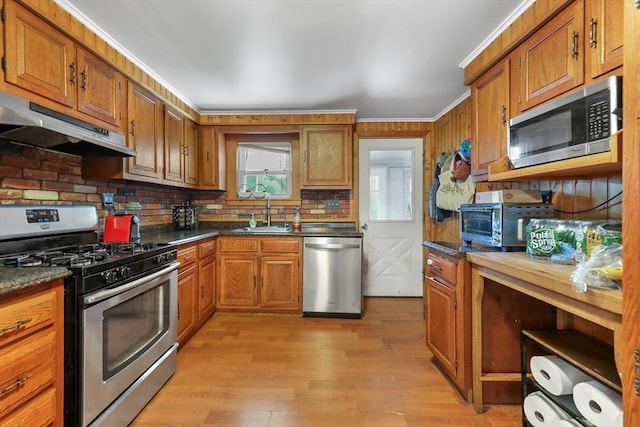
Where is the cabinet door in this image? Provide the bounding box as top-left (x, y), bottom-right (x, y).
top-left (164, 107), bottom-right (185, 183)
top-left (514, 1), bottom-right (585, 112)
top-left (586, 0), bottom-right (623, 80)
top-left (4, 1), bottom-right (76, 107)
top-left (471, 58), bottom-right (509, 179)
top-left (300, 125), bottom-right (352, 188)
top-left (260, 255), bottom-right (300, 309)
top-left (199, 126), bottom-right (220, 189)
top-left (184, 119), bottom-right (199, 185)
top-left (426, 277), bottom-right (457, 380)
top-left (198, 254), bottom-right (216, 323)
top-left (177, 265), bottom-right (197, 347)
top-left (218, 255), bottom-right (259, 308)
top-left (127, 82), bottom-right (164, 180)
top-left (76, 48), bottom-right (123, 127)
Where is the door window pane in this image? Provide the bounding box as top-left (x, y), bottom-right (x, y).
top-left (368, 149), bottom-right (413, 221)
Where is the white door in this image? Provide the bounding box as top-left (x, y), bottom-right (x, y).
top-left (359, 138), bottom-right (423, 296)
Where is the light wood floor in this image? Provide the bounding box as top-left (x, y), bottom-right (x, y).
top-left (132, 298), bottom-right (522, 426)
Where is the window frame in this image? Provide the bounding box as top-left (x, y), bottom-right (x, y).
top-left (225, 133), bottom-right (301, 205)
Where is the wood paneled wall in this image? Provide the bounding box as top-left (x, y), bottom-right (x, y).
top-left (428, 97), bottom-right (622, 244)
top-left (427, 98), bottom-right (472, 242)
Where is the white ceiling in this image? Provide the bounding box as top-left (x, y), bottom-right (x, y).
top-left (55, 0), bottom-right (531, 121)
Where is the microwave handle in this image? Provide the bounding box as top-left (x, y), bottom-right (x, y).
top-left (517, 218), bottom-right (528, 241)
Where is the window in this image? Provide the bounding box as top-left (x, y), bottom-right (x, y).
top-left (237, 142), bottom-right (291, 198)
top-left (224, 133), bottom-right (300, 204)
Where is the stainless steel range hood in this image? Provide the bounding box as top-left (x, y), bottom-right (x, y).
top-left (0, 90), bottom-right (136, 157)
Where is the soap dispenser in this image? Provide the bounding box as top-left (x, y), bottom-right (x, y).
top-left (249, 214), bottom-right (257, 228)
top-left (292, 208), bottom-right (301, 232)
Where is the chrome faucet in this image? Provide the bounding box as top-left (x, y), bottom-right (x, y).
top-left (265, 193), bottom-right (271, 227)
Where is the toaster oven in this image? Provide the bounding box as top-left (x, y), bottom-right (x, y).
top-left (458, 203), bottom-right (554, 248)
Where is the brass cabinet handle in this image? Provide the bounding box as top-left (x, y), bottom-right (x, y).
top-left (130, 120), bottom-right (135, 136)
top-left (81, 70), bottom-right (88, 92)
top-left (69, 63), bottom-right (76, 85)
top-left (500, 105), bottom-right (507, 126)
top-left (589, 18), bottom-right (597, 48)
top-left (0, 318), bottom-right (32, 334)
top-left (571, 31), bottom-right (579, 59)
top-left (0, 376), bottom-right (31, 396)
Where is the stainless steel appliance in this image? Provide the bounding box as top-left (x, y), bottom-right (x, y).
top-left (0, 89), bottom-right (135, 157)
top-left (0, 205), bottom-right (178, 427)
top-left (508, 76), bottom-right (621, 169)
top-left (458, 203), bottom-right (554, 249)
top-left (302, 236), bottom-right (362, 318)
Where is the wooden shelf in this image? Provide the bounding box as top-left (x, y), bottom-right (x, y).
top-left (487, 132), bottom-right (622, 181)
top-left (522, 329), bottom-right (621, 392)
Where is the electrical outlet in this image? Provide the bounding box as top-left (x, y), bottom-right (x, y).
top-left (101, 193), bottom-right (114, 210)
top-left (326, 198), bottom-right (340, 209)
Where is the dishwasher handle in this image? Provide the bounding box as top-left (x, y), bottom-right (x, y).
top-left (304, 242), bottom-right (361, 250)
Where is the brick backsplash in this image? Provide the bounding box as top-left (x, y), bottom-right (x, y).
top-left (1, 142), bottom-right (353, 225)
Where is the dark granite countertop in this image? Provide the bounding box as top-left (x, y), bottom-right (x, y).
top-left (0, 222), bottom-right (362, 298)
top-left (141, 222), bottom-right (362, 245)
top-left (0, 267), bottom-right (72, 297)
top-left (422, 240), bottom-right (504, 258)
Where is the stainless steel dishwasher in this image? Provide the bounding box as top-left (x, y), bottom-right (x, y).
top-left (302, 236), bottom-right (362, 318)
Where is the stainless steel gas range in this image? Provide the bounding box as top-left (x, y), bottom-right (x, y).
top-left (0, 205), bottom-right (179, 427)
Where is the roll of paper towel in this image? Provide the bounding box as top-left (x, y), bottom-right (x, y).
top-left (573, 380), bottom-right (622, 427)
top-left (546, 420), bottom-right (581, 427)
top-left (524, 391), bottom-right (571, 426)
top-left (530, 355), bottom-right (592, 395)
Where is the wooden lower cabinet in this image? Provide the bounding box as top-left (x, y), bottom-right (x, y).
top-left (424, 249), bottom-right (472, 401)
top-left (0, 279), bottom-right (64, 426)
top-left (218, 236), bottom-right (301, 313)
top-left (177, 237), bottom-right (217, 347)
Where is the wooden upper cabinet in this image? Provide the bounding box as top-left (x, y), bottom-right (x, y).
top-left (164, 107), bottom-right (185, 183)
top-left (4, 0), bottom-right (76, 107)
top-left (4, 1), bottom-right (123, 128)
top-left (512, 1), bottom-right (585, 113)
top-left (126, 82), bottom-right (164, 180)
top-left (164, 107), bottom-right (198, 186)
top-left (76, 47), bottom-right (123, 128)
top-left (585, 0), bottom-right (623, 81)
top-left (184, 119), bottom-right (199, 185)
top-left (198, 127), bottom-right (226, 190)
top-left (300, 125), bottom-right (352, 189)
top-left (471, 57), bottom-right (509, 180)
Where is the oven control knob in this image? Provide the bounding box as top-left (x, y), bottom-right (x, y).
top-left (154, 254), bottom-right (166, 264)
top-left (117, 266), bottom-right (131, 278)
top-left (101, 270), bottom-right (117, 283)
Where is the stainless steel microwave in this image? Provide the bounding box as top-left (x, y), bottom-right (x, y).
top-left (458, 203), bottom-right (554, 248)
top-left (508, 76), bottom-right (622, 169)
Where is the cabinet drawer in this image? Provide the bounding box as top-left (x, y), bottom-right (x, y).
top-left (261, 238), bottom-right (300, 253)
top-left (219, 238), bottom-right (258, 252)
top-left (0, 386), bottom-right (56, 427)
top-left (177, 245), bottom-right (197, 268)
top-left (0, 288), bottom-right (56, 348)
top-left (0, 328), bottom-right (56, 419)
top-left (426, 252), bottom-right (457, 285)
top-left (199, 239), bottom-right (216, 258)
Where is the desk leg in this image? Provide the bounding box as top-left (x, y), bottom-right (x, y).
top-left (472, 266), bottom-right (485, 413)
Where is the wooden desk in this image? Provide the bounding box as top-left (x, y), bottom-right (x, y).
top-left (466, 252), bottom-right (623, 413)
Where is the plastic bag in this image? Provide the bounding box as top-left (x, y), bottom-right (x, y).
top-left (570, 243), bottom-right (622, 293)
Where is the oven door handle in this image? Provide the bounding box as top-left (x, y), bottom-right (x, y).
top-left (84, 261), bottom-right (180, 305)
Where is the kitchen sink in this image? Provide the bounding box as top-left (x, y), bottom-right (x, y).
top-left (233, 226), bottom-right (292, 233)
